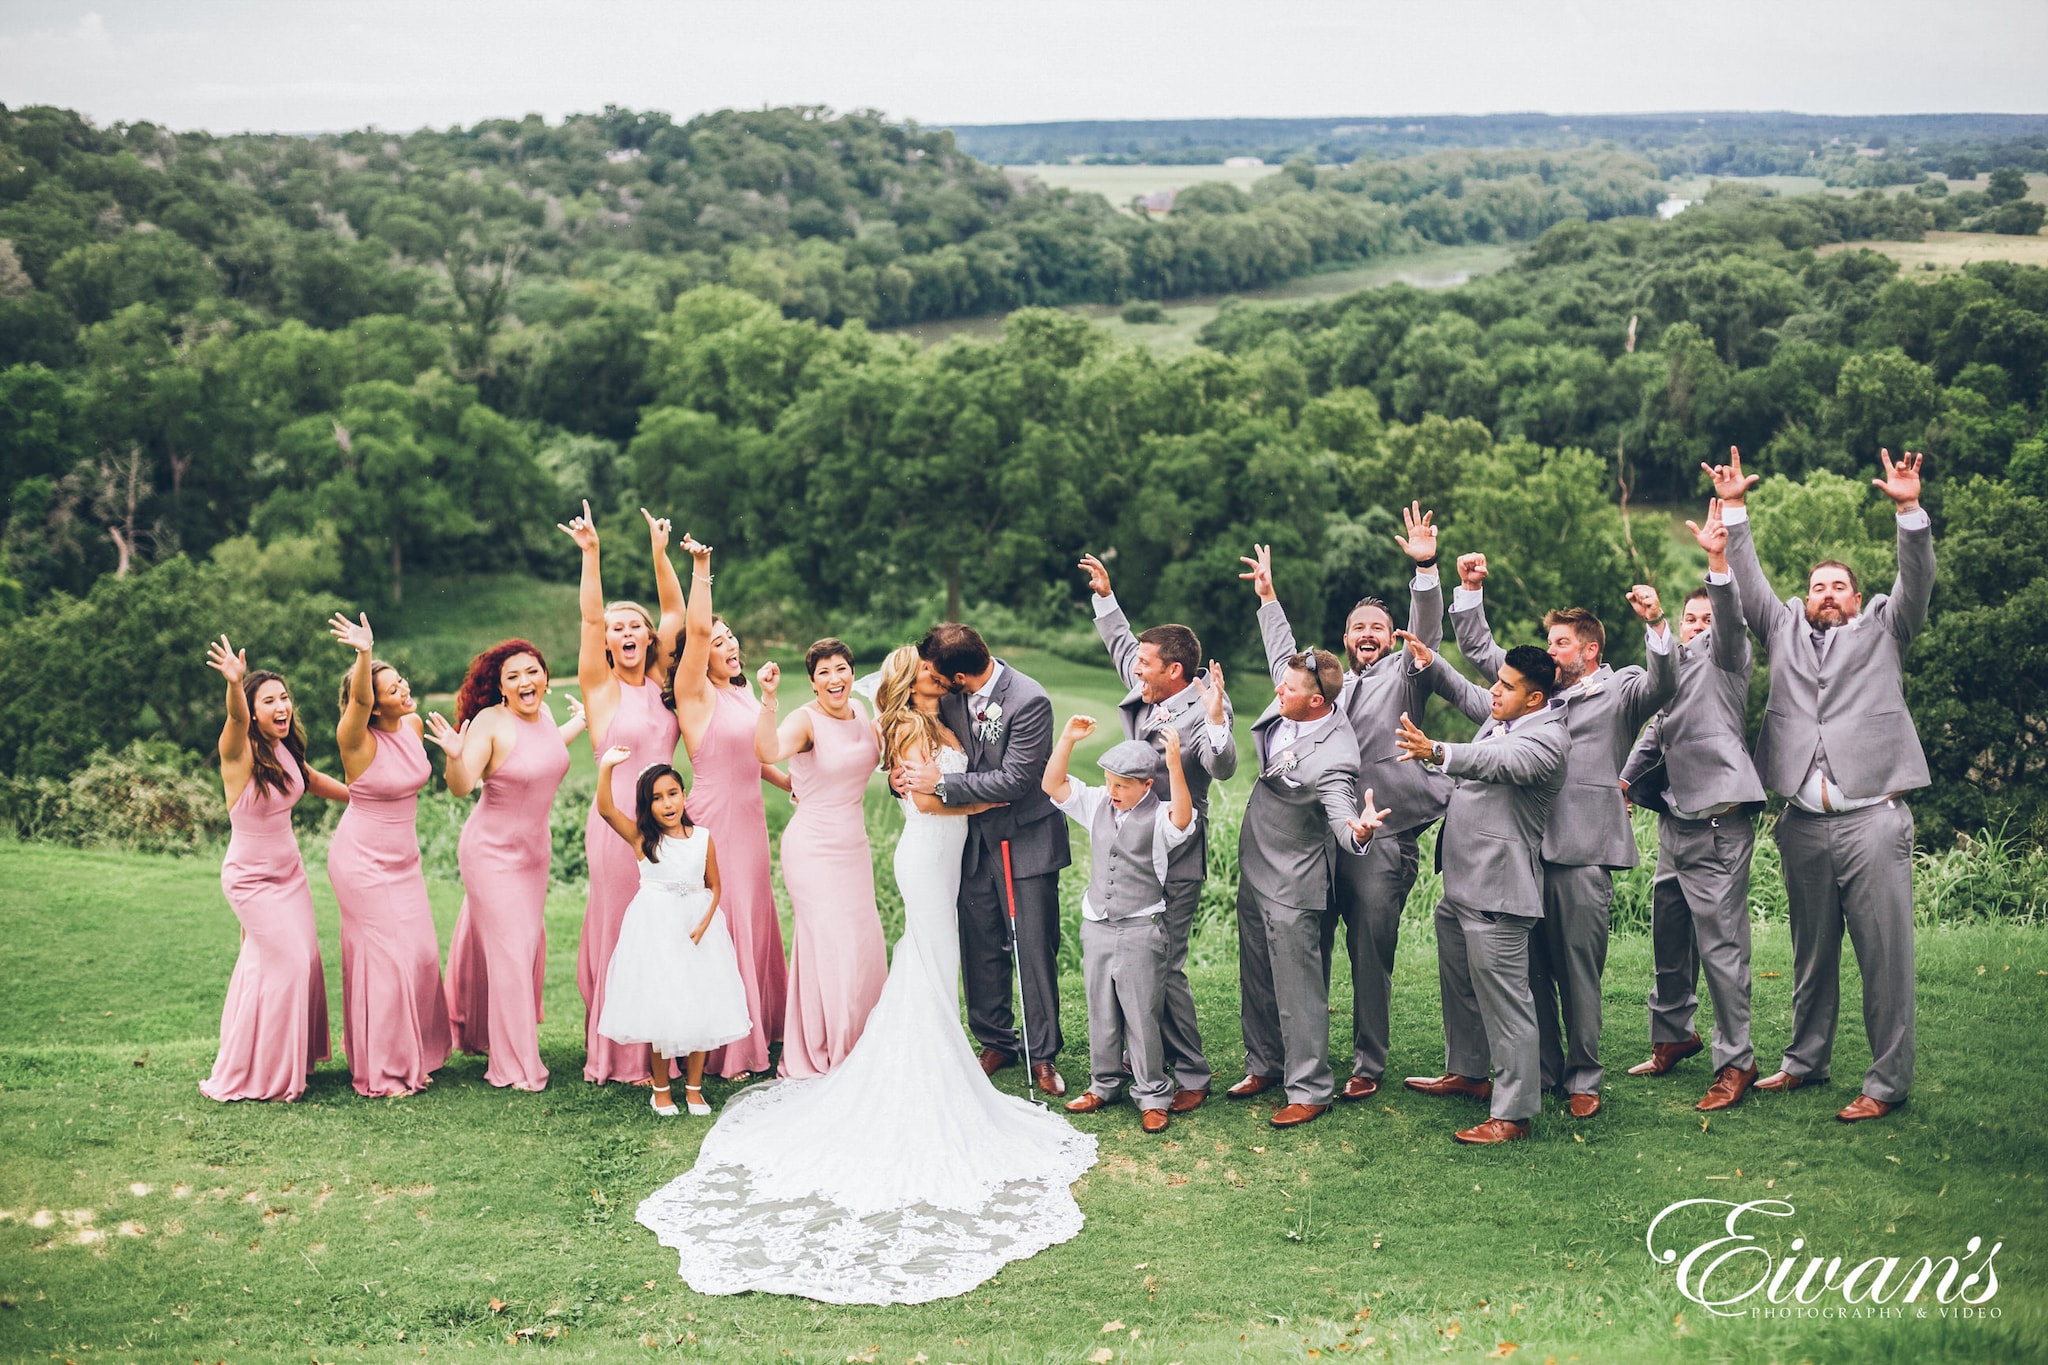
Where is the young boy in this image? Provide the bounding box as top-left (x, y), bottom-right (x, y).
top-left (1043, 717), bottom-right (1196, 1133)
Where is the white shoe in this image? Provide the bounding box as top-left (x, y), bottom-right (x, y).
top-left (650, 1088), bottom-right (679, 1117)
top-left (684, 1086), bottom-right (712, 1117)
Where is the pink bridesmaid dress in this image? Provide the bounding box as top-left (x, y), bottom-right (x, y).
top-left (446, 713), bottom-right (570, 1090)
top-left (579, 678), bottom-right (681, 1084)
top-left (690, 684), bottom-right (786, 1079)
top-left (326, 724), bottom-right (452, 1098)
top-left (201, 762), bottom-right (330, 1102)
top-left (776, 706), bottom-right (886, 1079)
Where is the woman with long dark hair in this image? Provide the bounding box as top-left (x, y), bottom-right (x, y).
top-left (428, 639), bottom-right (586, 1091)
top-left (325, 610), bottom-right (451, 1098)
top-left (199, 636), bottom-right (350, 1102)
top-left (558, 501), bottom-right (690, 1085)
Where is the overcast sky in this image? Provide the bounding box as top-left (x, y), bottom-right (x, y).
top-left (3, 0), bottom-right (2044, 135)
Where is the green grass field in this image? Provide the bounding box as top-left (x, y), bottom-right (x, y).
top-left (4, 632), bottom-right (2044, 1362)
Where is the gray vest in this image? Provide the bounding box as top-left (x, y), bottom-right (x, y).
top-left (1087, 791), bottom-right (1168, 919)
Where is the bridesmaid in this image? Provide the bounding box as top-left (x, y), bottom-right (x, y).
top-left (672, 535), bottom-right (789, 1081)
top-left (325, 611), bottom-right (452, 1098)
top-left (561, 501), bottom-right (686, 1085)
top-left (199, 636), bottom-right (349, 1102)
top-left (429, 639), bottom-right (586, 1091)
top-left (753, 639), bottom-right (886, 1077)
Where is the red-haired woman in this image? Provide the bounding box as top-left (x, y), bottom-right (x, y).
top-left (326, 610), bottom-right (452, 1098)
top-left (558, 501), bottom-right (688, 1084)
top-left (428, 640), bottom-right (587, 1091)
top-left (199, 636), bottom-right (350, 1102)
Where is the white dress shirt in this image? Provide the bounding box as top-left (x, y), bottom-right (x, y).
top-left (1052, 780), bottom-right (1192, 921)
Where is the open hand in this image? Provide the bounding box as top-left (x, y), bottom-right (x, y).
top-left (641, 507), bottom-right (672, 554)
top-left (556, 499), bottom-right (599, 553)
top-left (561, 694), bottom-right (586, 726)
top-left (1078, 553), bottom-right (1113, 597)
top-left (1701, 446), bottom-right (1758, 506)
top-left (1161, 724), bottom-right (1183, 765)
top-left (1685, 498), bottom-right (1729, 557)
top-left (206, 635), bottom-right (247, 685)
top-left (328, 611), bottom-right (374, 653)
top-left (1394, 711), bottom-right (1435, 764)
top-left (1061, 714), bottom-right (1097, 743)
top-left (1396, 502), bottom-right (1438, 563)
top-left (1456, 552), bottom-right (1488, 592)
top-left (1873, 448), bottom-right (1923, 510)
top-left (598, 744), bottom-right (632, 770)
top-left (757, 661), bottom-right (780, 698)
top-left (1238, 544), bottom-right (1276, 602)
top-left (1344, 787), bottom-right (1393, 845)
top-left (1198, 659), bottom-right (1228, 725)
top-left (423, 712), bottom-right (467, 758)
top-left (1392, 628), bottom-right (1434, 670)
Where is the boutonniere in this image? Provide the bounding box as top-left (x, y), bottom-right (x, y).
top-left (975, 701), bottom-right (1005, 744)
top-left (1577, 678), bottom-right (1606, 698)
top-left (1263, 746), bottom-right (1303, 780)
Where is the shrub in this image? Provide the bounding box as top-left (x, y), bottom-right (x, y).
top-left (1120, 299), bottom-right (1166, 324)
top-left (3, 739), bottom-right (227, 853)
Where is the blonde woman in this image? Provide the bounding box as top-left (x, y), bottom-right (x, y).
top-left (638, 644), bottom-right (1098, 1305)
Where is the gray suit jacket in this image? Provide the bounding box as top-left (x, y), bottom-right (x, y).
top-left (1618, 577), bottom-right (1766, 814)
top-left (1258, 592), bottom-right (1458, 838)
top-left (1239, 708), bottom-right (1366, 912)
top-left (1725, 513), bottom-right (1932, 800)
top-left (1451, 595), bottom-right (1677, 868)
top-left (1095, 601), bottom-right (1238, 883)
top-left (938, 659), bottom-right (1073, 880)
top-left (1435, 707), bottom-right (1573, 919)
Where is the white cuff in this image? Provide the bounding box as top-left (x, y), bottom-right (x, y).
top-left (1704, 569), bottom-right (1732, 585)
top-left (1897, 508), bottom-right (1930, 531)
top-left (1720, 505), bottom-right (1750, 526)
top-left (1091, 591), bottom-right (1120, 619)
top-left (1410, 568), bottom-right (1439, 590)
top-left (1203, 720), bottom-right (1232, 749)
top-left (1451, 585), bottom-right (1484, 611)
top-left (1644, 622), bottom-right (1672, 653)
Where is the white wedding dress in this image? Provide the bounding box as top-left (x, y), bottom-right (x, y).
top-left (636, 745), bottom-right (1098, 1304)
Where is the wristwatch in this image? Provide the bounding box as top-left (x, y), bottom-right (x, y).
top-left (1432, 742), bottom-right (1446, 767)
top-left (933, 777), bottom-right (948, 804)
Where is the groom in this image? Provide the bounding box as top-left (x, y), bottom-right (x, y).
top-left (897, 623), bottom-right (1073, 1095)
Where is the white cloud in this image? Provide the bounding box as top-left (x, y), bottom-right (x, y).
top-left (74, 10), bottom-right (106, 42)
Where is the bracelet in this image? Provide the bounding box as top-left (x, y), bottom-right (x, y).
top-left (693, 572), bottom-right (713, 583)
top-left (1414, 553), bottom-right (1439, 570)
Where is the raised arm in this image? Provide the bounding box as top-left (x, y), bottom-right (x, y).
top-left (1873, 449), bottom-right (1932, 645)
top-left (752, 663), bottom-right (816, 764)
top-left (1624, 584), bottom-right (1679, 728)
top-left (1688, 500), bottom-right (1751, 675)
top-left (329, 611), bottom-right (379, 783)
top-left (208, 635), bottom-right (250, 769)
top-left (556, 501), bottom-right (618, 749)
top-left (1195, 660), bottom-right (1239, 782)
top-left (1043, 714), bottom-right (1093, 805)
top-left (1703, 447), bottom-right (1787, 653)
top-left (1160, 725), bottom-right (1194, 832)
top-left (1239, 544), bottom-right (1300, 686)
top-left (944, 689), bottom-right (1055, 805)
top-left (1397, 629), bottom-right (1493, 726)
top-left (1397, 502), bottom-right (1445, 651)
top-left (673, 534), bottom-right (718, 744)
top-left (1082, 553), bottom-right (1145, 689)
top-left (645, 508), bottom-right (686, 686)
top-left (1449, 553), bottom-right (1506, 681)
top-left (592, 746), bottom-right (645, 853)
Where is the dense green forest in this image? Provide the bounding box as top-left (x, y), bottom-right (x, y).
top-left (951, 111), bottom-right (2048, 184)
top-left (2, 102), bottom-right (2047, 850)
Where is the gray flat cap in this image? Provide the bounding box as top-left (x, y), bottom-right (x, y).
top-left (1098, 739), bottom-right (1161, 781)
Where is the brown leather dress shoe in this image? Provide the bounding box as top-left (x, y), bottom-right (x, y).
top-left (1566, 1092), bottom-right (1602, 1119)
top-left (1696, 1064), bottom-right (1757, 1112)
top-left (1064, 1092), bottom-right (1110, 1114)
top-left (1453, 1116), bottom-right (1531, 1144)
top-left (1269, 1102), bottom-right (1328, 1128)
top-left (1032, 1063), bottom-right (1067, 1097)
top-left (1226, 1073), bottom-right (1280, 1099)
top-left (1140, 1108), bottom-right (1170, 1134)
top-left (1169, 1087), bottom-right (1208, 1113)
top-left (978, 1048), bottom-right (1015, 1078)
top-left (1403, 1073), bottom-right (1493, 1100)
top-left (1754, 1069), bottom-right (1814, 1092)
top-left (1339, 1075), bottom-right (1379, 1101)
top-left (1627, 1033), bottom-right (1703, 1077)
top-left (1836, 1094), bottom-right (1901, 1122)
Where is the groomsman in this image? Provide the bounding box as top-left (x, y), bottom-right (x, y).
top-left (1706, 447), bottom-right (1933, 1123)
top-left (1450, 560), bottom-right (1676, 1117)
top-left (1618, 499), bottom-right (1768, 1112)
top-left (1240, 505), bottom-right (1456, 1100)
top-left (1394, 639), bottom-right (1571, 1143)
top-left (1079, 553), bottom-right (1239, 1111)
top-left (1228, 618), bottom-right (1387, 1129)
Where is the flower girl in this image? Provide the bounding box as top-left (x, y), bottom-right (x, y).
top-left (593, 747), bottom-right (751, 1116)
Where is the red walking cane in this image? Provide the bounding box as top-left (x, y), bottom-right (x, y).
top-left (1000, 839), bottom-right (1041, 1103)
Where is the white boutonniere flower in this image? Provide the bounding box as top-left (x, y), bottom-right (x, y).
top-left (1263, 746), bottom-right (1302, 780)
top-left (976, 701), bottom-right (1005, 744)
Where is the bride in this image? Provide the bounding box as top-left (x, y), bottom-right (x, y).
top-left (637, 645), bottom-right (1099, 1305)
